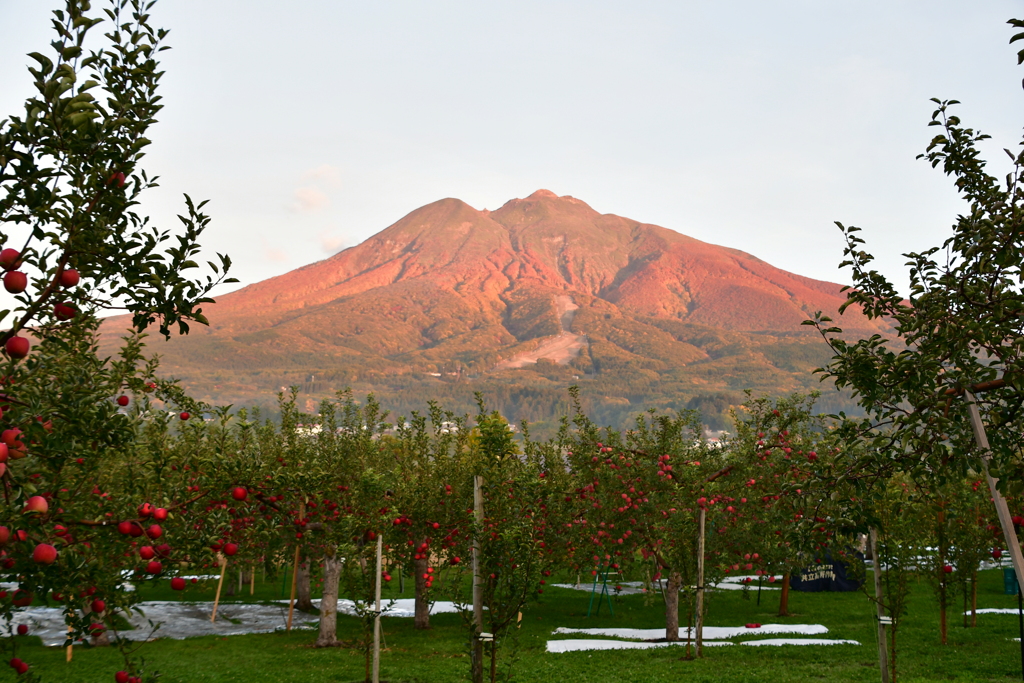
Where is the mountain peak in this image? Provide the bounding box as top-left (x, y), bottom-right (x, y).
top-left (528, 189), bottom-right (559, 199)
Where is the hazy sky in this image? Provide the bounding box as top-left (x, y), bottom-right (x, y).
top-left (2, 1), bottom-right (1023, 299)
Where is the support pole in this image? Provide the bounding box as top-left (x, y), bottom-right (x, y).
top-left (287, 502), bottom-right (306, 632)
top-left (287, 544), bottom-right (300, 631)
top-left (250, 566), bottom-right (256, 595)
top-left (869, 528), bottom-right (890, 683)
top-left (965, 394), bottom-right (1024, 590)
top-left (211, 554), bottom-right (228, 623)
top-left (471, 475), bottom-right (485, 683)
top-left (696, 507), bottom-right (706, 658)
top-left (373, 534), bottom-right (383, 683)
top-left (66, 625), bottom-right (72, 662)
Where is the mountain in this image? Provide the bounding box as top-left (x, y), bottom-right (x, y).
top-left (102, 190), bottom-right (882, 431)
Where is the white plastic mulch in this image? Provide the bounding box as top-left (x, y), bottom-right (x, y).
top-left (551, 576), bottom-right (782, 595)
top-left (967, 608), bottom-right (1024, 614)
top-left (554, 624), bottom-right (829, 640)
top-left (4, 598), bottom-right (468, 647)
top-left (547, 624), bottom-right (859, 652)
top-left (740, 638), bottom-right (860, 647)
top-left (547, 639), bottom-right (732, 653)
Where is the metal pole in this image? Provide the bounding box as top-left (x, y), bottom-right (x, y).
top-left (696, 507), bottom-right (706, 658)
top-left (869, 528), bottom-right (890, 683)
top-left (472, 475), bottom-right (484, 683)
top-left (373, 534), bottom-right (383, 683)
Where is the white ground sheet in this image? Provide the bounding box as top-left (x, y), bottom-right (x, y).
top-left (552, 576), bottom-right (782, 595)
top-left (4, 599), bottom-right (467, 646)
top-left (968, 608), bottom-right (1024, 614)
top-left (547, 624), bottom-right (859, 652)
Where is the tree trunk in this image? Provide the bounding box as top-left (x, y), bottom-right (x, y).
top-left (665, 571), bottom-right (681, 641)
top-left (937, 506), bottom-right (947, 644)
top-left (296, 556), bottom-right (314, 612)
top-left (971, 571), bottom-right (978, 627)
top-left (414, 550), bottom-right (430, 630)
top-left (315, 553), bottom-right (343, 647)
top-left (778, 572), bottom-right (790, 617)
top-left (225, 578), bottom-right (235, 597)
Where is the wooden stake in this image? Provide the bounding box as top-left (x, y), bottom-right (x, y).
top-left (966, 395), bottom-right (1024, 588)
top-left (287, 544), bottom-right (301, 631)
top-left (287, 503), bottom-right (305, 632)
top-left (696, 507), bottom-right (706, 658)
top-left (471, 475), bottom-right (485, 683)
top-left (250, 566), bottom-right (256, 595)
top-left (211, 554), bottom-right (228, 623)
top-left (373, 534), bottom-right (383, 683)
top-left (869, 528), bottom-right (890, 683)
top-left (66, 625), bottom-right (72, 662)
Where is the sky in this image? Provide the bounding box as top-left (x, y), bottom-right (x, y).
top-left (1, 1), bottom-right (1023, 299)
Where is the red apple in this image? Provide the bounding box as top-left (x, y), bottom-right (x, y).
top-left (53, 302), bottom-right (76, 321)
top-left (3, 271), bottom-right (26, 294)
top-left (14, 661), bottom-right (28, 675)
top-left (32, 543), bottom-right (57, 565)
top-left (179, 412), bottom-right (190, 421)
top-left (117, 521), bottom-right (133, 535)
top-left (170, 577), bottom-right (186, 591)
top-left (145, 560), bottom-right (162, 574)
top-left (223, 543), bottom-right (238, 556)
top-left (137, 503), bottom-right (154, 518)
top-left (943, 564), bottom-right (953, 574)
top-left (58, 269), bottom-right (80, 288)
top-left (91, 598), bottom-right (105, 614)
top-left (11, 590), bottom-right (32, 607)
top-left (116, 395), bottom-right (129, 407)
top-left (0, 249), bottom-right (21, 270)
top-left (128, 523), bottom-right (143, 538)
top-left (0, 443), bottom-right (8, 462)
top-left (4, 337), bottom-right (28, 359)
top-left (16, 624), bottom-right (27, 636)
top-left (0, 527), bottom-right (9, 544)
top-left (139, 546), bottom-right (155, 560)
top-left (116, 671), bottom-right (130, 683)
top-left (153, 508), bottom-right (168, 521)
top-left (145, 524), bottom-right (162, 540)
top-left (1, 429), bottom-right (21, 447)
top-left (231, 487), bottom-right (247, 501)
top-left (24, 496), bottom-right (48, 514)
top-left (155, 543), bottom-right (171, 558)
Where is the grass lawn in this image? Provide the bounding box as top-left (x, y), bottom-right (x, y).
top-left (8, 568), bottom-right (1024, 682)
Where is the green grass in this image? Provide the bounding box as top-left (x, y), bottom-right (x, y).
top-left (9, 569), bottom-right (1024, 682)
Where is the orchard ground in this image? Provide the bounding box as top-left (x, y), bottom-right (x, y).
top-left (6, 567), bottom-right (1024, 682)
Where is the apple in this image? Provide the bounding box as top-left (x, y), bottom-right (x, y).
top-left (0, 527), bottom-right (8, 544)
top-left (170, 577), bottom-right (186, 591)
top-left (32, 543), bottom-right (57, 564)
top-left (117, 521), bottom-right (133, 535)
top-left (145, 560), bottom-right (162, 574)
top-left (139, 546), bottom-right (155, 560)
top-left (16, 624), bottom-right (27, 636)
top-left (4, 337), bottom-right (28, 359)
top-left (224, 543), bottom-right (238, 556)
top-left (155, 543), bottom-right (171, 558)
top-left (231, 487), bottom-right (247, 501)
top-left (153, 508), bottom-right (168, 521)
top-left (145, 524), bottom-right (162, 540)
top-left (3, 271), bottom-right (26, 294)
top-left (91, 598), bottom-right (105, 614)
top-left (116, 671), bottom-right (130, 683)
top-left (0, 444), bottom-right (7, 463)
top-left (53, 302), bottom-right (76, 320)
top-left (116, 395), bottom-right (129, 407)
top-left (107, 172), bottom-right (126, 188)
top-left (8, 658), bottom-right (22, 669)
top-left (129, 523), bottom-right (143, 538)
top-left (179, 412), bottom-right (190, 421)
top-left (137, 503), bottom-right (154, 518)
top-left (11, 590), bottom-right (32, 607)
top-left (59, 269), bottom-right (80, 288)
top-left (24, 496), bottom-right (49, 514)
top-left (0, 249), bottom-right (21, 270)
top-left (14, 661), bottom-right (28, 675)
top-left (943, 564), bottom-right (953, 574)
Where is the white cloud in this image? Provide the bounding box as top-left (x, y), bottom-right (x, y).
top-left (319, 232), bottom-right (349, 254)
top-left (290, 186), bottom-right (329, 212)
top-left (302, 164), bottom-right (342, 187)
